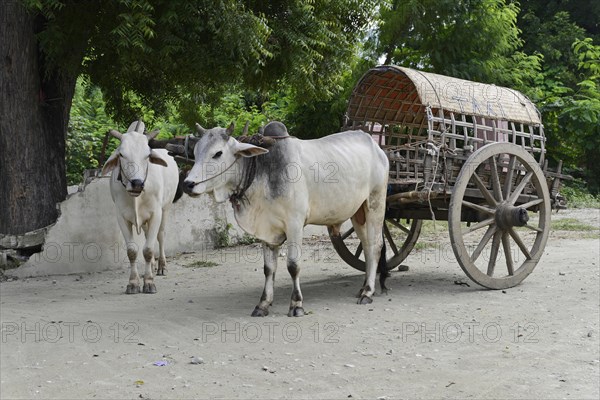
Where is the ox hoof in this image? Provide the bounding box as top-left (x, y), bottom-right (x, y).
top-left (358, 295), bottom-right (373, 305)
top-left (287, 307), bottom-right (305, 317)
top-left (126, 284), bottom-right (140, 294)
top-left (142, 283), bottom-right (157, 294)
top-left (156, 268), bottom-right (166, 276)
top-left (251, 306), bottom-right (269, 317)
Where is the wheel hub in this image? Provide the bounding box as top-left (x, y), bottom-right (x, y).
top-left (495, 204), bottom-right (529, 230)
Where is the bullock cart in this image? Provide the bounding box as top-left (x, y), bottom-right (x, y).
top-left (330, 65), bottom-right (569, 289)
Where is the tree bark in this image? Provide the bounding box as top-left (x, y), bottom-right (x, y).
top-left (0, 1), bottom-right (77, 235)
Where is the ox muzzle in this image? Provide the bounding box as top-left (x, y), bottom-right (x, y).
top-left (128, 179), bottom-right (145, 196)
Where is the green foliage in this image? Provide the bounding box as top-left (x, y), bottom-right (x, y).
top-left (185, 260), bottom-right (218, 268)
top-left (26, 0), bottom-right (600, 196)
top-left (190, 91), bottom-right (289, 136)
top-left (66, 78), bottom-right (188, 184)
top-left (66, 78), bottom-right (116, 185)
top-left (24, 0), bottom-right (376, 125)
top-left (213, 220), bottom-right (257, 247)
top-left (551, 218), bottom-right (598, 231)
top-left (520, 11), bottom-right (586, 89)
top-left (515, 2), bottom-right (600, 193)
top-left (560, 180), bottom-right (600, 209)
top-left (214, 220), bottom-right (234, 248)
top-left (375, 0), bottom-right (540, 87)
top-left (372, 1), bottom-right (600, 193)
top-left (534, 38), bottom-right (600, 193)
top-left (238, 234), bottom-right (258, 246)
top-left (518, 0), bottom-right (600, 45)
top-left (280, 56), bottom-right (374, 138)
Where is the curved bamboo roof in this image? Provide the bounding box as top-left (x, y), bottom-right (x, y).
top-left (347, 65), bottom-right (542, 126)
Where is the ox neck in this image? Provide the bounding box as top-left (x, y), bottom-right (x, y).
top-left (229, 157), bottom-right (258, 211)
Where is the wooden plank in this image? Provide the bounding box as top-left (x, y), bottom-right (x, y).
top-left (0, 224), bottom-right (53, 250)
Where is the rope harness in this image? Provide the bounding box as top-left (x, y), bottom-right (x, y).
top-left (229, 134), bottom-right (293, 210)
top-left (190, 157), bottom-right (239, 185)
top-left (180, 131), bottom-right (293, 210)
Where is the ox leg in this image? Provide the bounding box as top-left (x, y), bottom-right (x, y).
top-left (141, 214), bottom-right (161, 294)
top-left (352, 201), bottom-right (385, 305)
top-left (117, 215), bottom-right (140, 294)
top-left (286, 229), bottom-right (305, 317)
top-left (252, 243), bottom-right (278, 317)
top-left (156, 210), bottom-right (168, 276)
top-left (141, 224), bottom-right (154, 275)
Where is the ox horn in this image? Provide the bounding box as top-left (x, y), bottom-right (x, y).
top-left (146, 129), bottom-right (160, 140)
top-left (165, 143), bottom-right (186, 155)
top-left (242, 121), bottom-right (249, 136)
top-left (195, 123), bottom-right (206, 137)
top-left (135, 119), bottom-right (143, 132)
top-left (109, 129), bottom-right (123, 140)
top-left (226, 122), bottom-right (235, 137)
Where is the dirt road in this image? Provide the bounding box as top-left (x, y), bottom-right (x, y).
top-left (1, 209), bottom-right (599, 399)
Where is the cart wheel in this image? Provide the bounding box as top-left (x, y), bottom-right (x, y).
top-left (329, 217), bottom-right (422, 272)
top-left (448, 143), bottom-right (551, 289)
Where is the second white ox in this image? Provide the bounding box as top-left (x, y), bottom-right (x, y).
top-left (183, 121), bottom-right (389, 316)
top-left (102, 120), bottom-right (180, 294)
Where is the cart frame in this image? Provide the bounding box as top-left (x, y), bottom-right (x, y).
top-left (330, 65), bottom-right (569, 289)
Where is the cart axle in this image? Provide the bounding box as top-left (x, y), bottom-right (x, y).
top-left (495, 205), bottom-right (529, 230)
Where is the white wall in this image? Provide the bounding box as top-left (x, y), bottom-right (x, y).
top-left (11, 177), bottom-right (244, 277)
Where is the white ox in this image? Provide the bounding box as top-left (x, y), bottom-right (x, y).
top-left (183, 121), bottom-right (389, 316)
top-left (102, 120), bottom-right (180, 294)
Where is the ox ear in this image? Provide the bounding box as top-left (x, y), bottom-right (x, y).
top-left (233, 141), bottom-right (269, 158)
top-left (149, 149), bottom-right (169, 167)
top-left (102, 150), bottom-right (120, 176)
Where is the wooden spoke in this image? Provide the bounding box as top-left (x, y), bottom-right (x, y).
top-left (487, 230), bottom-right (502, 276)
top-left (471, 173), bottom-right (498, 206)
top-left (507, 171), bottom-right (533, 205)
top-left (449, 143), bottom-right (550, 289)
top-left (470, 225), bottom-right (497, 263)
top-left (523, 224), bottom-right (543, 233)
top-left (383, 223), bottom-right (399, 255)
top-left (519, 198), bottom-right (544, 210)
top-left (489, 155), bottom-right (504, 202)
top-left (463, 217), bottom-right (494, 235)
top-left (508, 228), bottom-right (532, 259)
top-left (386, 218), bottom-right (410, 234)
top-left (354, 243), bottom-right (363, 258)
top-left (462, 200), bottom-right (496, 215)
top-left (502, 155), bottom-right (517, 198)
top-left (330, 219), bottom-right (422, 272)
top-left (502, 232), bottom-right (514, 275)
top-left (341, 226), bottom-right (354, 240)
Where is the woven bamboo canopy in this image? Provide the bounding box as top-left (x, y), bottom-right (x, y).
top-left (346, 65), bottom-right (542, 127)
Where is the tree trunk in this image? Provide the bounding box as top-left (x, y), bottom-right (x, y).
top-left (0, 1), bottom-right (77, 235)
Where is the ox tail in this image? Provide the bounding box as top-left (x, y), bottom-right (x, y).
top-left (377, 232), bottom-right (389, 293)
top-left (173, 171), bottom-right (185, 203)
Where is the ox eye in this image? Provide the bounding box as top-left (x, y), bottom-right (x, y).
top-left (212, 151), bottom-right (223, 159)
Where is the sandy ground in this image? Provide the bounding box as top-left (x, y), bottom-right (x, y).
top-left (1, 209), bottom-right (599, 399)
